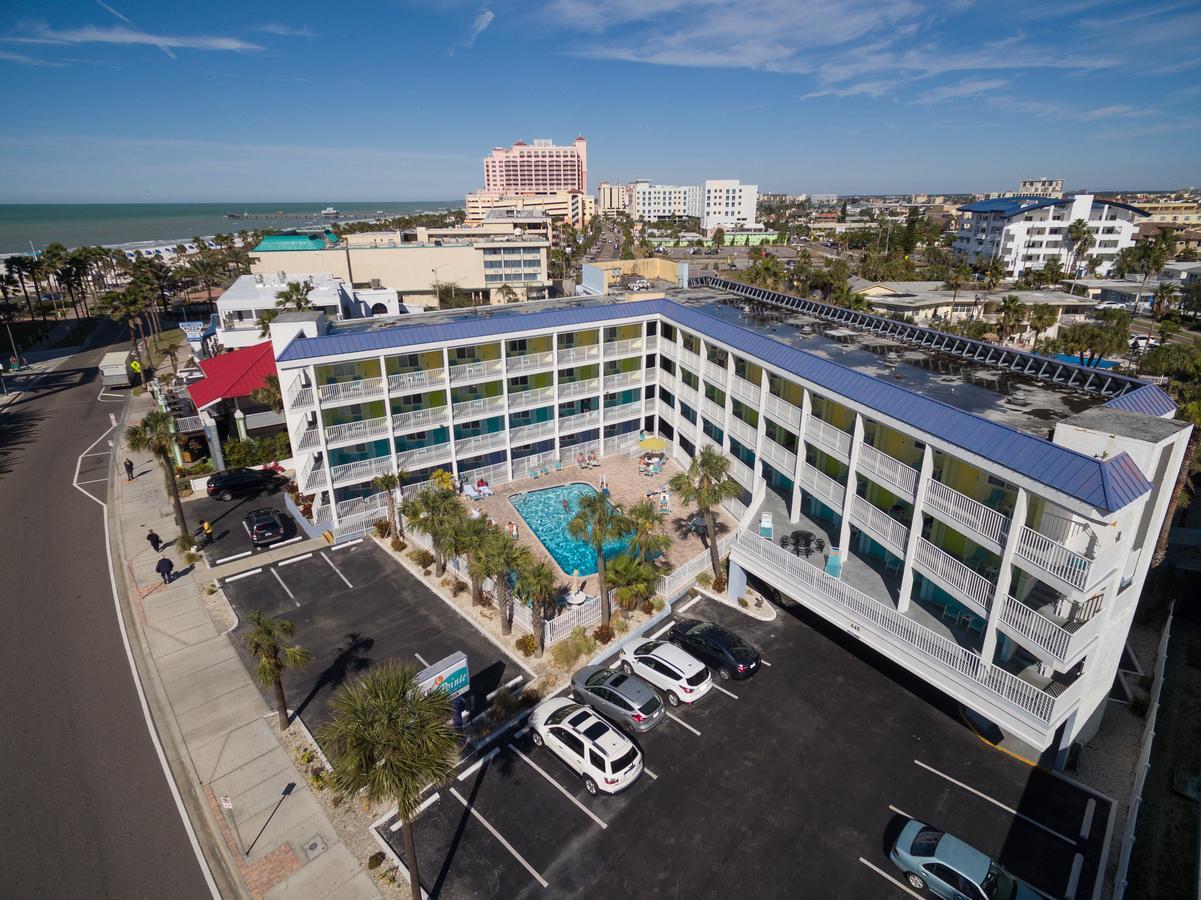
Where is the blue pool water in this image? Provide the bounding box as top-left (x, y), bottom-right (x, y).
top-left (510, 482), bottom-right (632, 576)
top-left (1053, 353), bottom-right (1118, 369)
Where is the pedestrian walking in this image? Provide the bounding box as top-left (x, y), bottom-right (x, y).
top-left (146, 529), bottom-right (162, 553)
top-left (124, 458), bottom-right (135, 481)
top-left (200, 519), bottom-right (214, 545)
top-left (155, 556), bottom-right (175, 585)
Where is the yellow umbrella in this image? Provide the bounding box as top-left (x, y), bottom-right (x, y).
top-left (639, 436), bottom-right (668, 452)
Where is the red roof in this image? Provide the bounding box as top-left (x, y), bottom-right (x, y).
top-left (187, 342), bottom-right (278, 411)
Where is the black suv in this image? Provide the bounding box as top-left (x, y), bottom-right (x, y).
top-left (667, 618), bottom-right (761, 681)
top-left (245, 508), bottom-right (289, 546)
top-left (206, 468), bottom-right (281, 501)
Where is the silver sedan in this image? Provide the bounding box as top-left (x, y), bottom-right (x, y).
top-left (570, 666), bottom-right (665, 733)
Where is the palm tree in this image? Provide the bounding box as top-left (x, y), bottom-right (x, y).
top-left (99, 287), bottom-right (150, 386)
top-left (1151, 282), bottom-right (1179, 342)
top-left (567, 492), bottom-right (632, 627)
top-left (997, 295), bottom-right (1028, 342)
top-left (1028, 304), bottom-right (1058, 346)
top-left (5, 256), bottom-right (38, 322)
top-left (250, 373), bottom-right (283, 413)
top-left (318, 663), bottom-right (457, 900)
top-left (977, 256), bottom-right (1005, 297)
top-left (179, 254), bottom-right (225, 309)
top-left (476, 530), bottom-right (531, 636)
top-left (1066, 218), bottom-right (1095, 276)
top-left (257, 308), bottom-right (280, 337)
top-left (275, 280), bottom-right (315, 312)
top-left (158, 339), bottom-right (182, 375)
top-left (626, 499), bottom-right (672, 563)
top-left (125, 410), bottom-right (188, 534)
top-left (941, 263), bottom-right (970, 304)
top-left (401, 487), bottom-right (464, 576)
top-left (517, 559), bottom-right (559, 658)
top-left (243, 611), bottom-right (312, 730)
top-left (455, 516), bottom-right (494, 605)
top-left (370, 471), bottom-right (402, 538)
top-left (606, 552), bottom-right (660, 613)
top-left (668, 445), bottom-right (741, 579)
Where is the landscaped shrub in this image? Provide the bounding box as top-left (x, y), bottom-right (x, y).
top-left (221, 432), bottom-right (292, 468)
top-left (696, 572), bottom-right (714, 590)
top-left (409, 548), bottom-right (435, 569)
top-left (491, 686), bottom-right (541, 722)
top-left (591, 623), bottom-right (614, 645)
top-left (612, 618), bottom-right (630, 636)
top-left (713, 574), bottom-right (728, 593)
top-left (515, 634), bottom-right (537, 657)
top-left (550, 626), bottom-right (596, 669)
top-left (390, 537), bottom-right (406, 552)
top-left (640, 599), bottom-right (655, 615)
top-left (373, 519), bottom-right (390, 538)
top-left (442, 578), bottom-right (467, 598)
top-left (367, 852), bottom-right (386, 871)
top-left (652, 597), bottom-right (665, 612)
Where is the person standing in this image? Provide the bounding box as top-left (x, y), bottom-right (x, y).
top-left (124, 458), bottom-right (135, 481)
top-left (155, 556), bottom-right (174, 585)
top-left (200, 519), bottom-right (214, 545)
top-left (146, 529), bottom-right (162, 553)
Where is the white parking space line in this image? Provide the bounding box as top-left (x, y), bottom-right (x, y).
top-left (665, 712), bottom-right (701, 736)
top-left (449, 787), bottom-right (548, 889)
top-left (271, 568), bottom-right (297, 603)
top-left (888, 804), bottom-right (912, 819)
top-left (458, 746), bottom-right (500, 781)
top-left (275, 536), bottom-right (302, 548)
top-left (214, 550), bottom-right (252, 565)
top-left (242, 521), bottom-right (252, 537)
top-left (511, 745), bottom-right (607, 830)
top-left (760, 660), bottom-right (772, 667)
top-left (648, 622), bottom-right (673, 640)
top-left (223, 568), bottom-right (262, 583)
top-left (75, 478), bottom-right (108, 485)
top-left (332, 538), bottom-right (362, 550)
top-left (515, 726), bottom-right (530, 740)
top-left (644, 768), bottom-right (658, 780)
top-left (712, 683), bottom-right (739, 700)
top-left (321, 551), bottom-right (354, 588)
top-left (678, 595), bottom-right (702, 613)
top-left (278, 553), bottom-right (313, 567)
top-left (414, 652), bottom-right (430, 667)
top-left (1079, 798), bottom-right (1096, 839)
top-left (913, 759), bottom-right (1076, 845)
top-left (858, 858), bottom-right (922, 899)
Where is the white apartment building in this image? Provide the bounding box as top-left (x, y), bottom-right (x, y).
top-left (596, 181), bottom-right (631, 218)
top-left (1019, 178), bottom-right (1064, 199)
top-left (954, 194), bottom-right (1148, 278)
top-left (268, 278), bottom-right (1189, 764)
top-left (702, 179), bottom-right (759, 232)
top-left (630, 180), bottom-right (701, 221)
top-left (215, 272), bottom-right (363, 350)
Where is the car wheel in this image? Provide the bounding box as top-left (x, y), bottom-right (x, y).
top-left (219, 490), bottom-right (233, 501)
top-left (718, 667), bottom-right (732, 681)
top-left (621, 661), bottom-right (634, 676)
top-left (905, 873), bottom-right (926, 891)
top-left (666, 691), bottom-right (680, 707)
top-left (531, 731), bottom-right (544, 747)
top-left (584, 777), bottom-right (598, 796)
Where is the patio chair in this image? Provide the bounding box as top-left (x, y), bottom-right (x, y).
top-left (529, 468), bottom-right (539, 479)
top-left (885, 556), bottom-right (903, 576)
top-left (554, 460), bottom-right (563, 471)
top-left (823, 553), bottom-right (842, 577)
top-left (812, 538), bottom-right (826, 554)
top-left (463, 483), bottom-right (481, 501)
top-left (759, 512), bottom-right (773, 539)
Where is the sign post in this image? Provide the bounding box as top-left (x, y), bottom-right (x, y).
top-left (219, 795), bottom-right (245, 856)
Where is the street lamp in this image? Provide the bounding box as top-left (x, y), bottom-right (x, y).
top-left (431, 266), bottom-right (443, 307)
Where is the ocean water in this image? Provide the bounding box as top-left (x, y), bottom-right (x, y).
top-left (0, 201), bottom-right (459, 254)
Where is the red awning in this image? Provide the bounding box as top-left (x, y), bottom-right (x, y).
top-left (186, 342), bottom-right (278, 411)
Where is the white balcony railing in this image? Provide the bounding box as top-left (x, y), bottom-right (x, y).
top-left (388, 369), bottom-right (447, 394)
top-left (392, 405), bottom-right (450, 434)
top-left (510, 420), bottom-right (556, 446)
top-left (300, 455), bottom-right (327, 491)
top-left (730, 375), bottom-right (760, 405)
top-left (452, 394), bottom-right (506, 420)
top-left (644, 335), bottom-right (659, 353)
top-left (285, 375), bottom-right (314, 409)
top-left (733, 531), bottom-right (1068, 728)
top-left (643, 398), bottom-right (658, 415)
top-left (604, 369), bottom-right (644, 390)
top-left (676, 383), bottom-right (700, 407)
top-left (799, 463), bottom-right (845, 510)
top-left (506, 351), bottom-right (554, 374)
top-left (924, 480), bottom-right (1010, 547)
top-left (559, 410), bottom-right (601, 433)
top-left (325, 416), bottom-right (391, 446)
top-left (658, 341), bottom-right (678, 361)
top-left (330, 454), bottom-right (394, 487)
top-left (317, 377), bottom-right (385, 405)
top-left (558, 379), bottom-right (601, 401)
top-left (849, 496), bottom-right (910, 556)
top-left (679, 347), bottom-right (702, 370)
top-left (807, 417), bottom-right (852, 458)
top-left (727, 416), bottom-right (757, 446)
top-left (508, 386), bottom-right (556, 411)
top-left (730, 456), bottom-right (754, 489)
top-left (449, 359), bottom-right (504, 384)
top-left (764, 393), bottom-right (802, 429)
top-left (604, 401), bottom-right (642, 423)
top-left (855, 444), bottom-right (919, 498)
top-left (397, 441), bottom-right (453, 469)
top-left (295, 425), bottom-right (321, 451)
top-left (454, 431), bottom-right (508, 456)
top-left (557, 344), bottom-right (601, 366)
top-left (604, 337), bottom-right (644, 358)
top-left (702, 360), bottom-right (727, 384)
top-left (701, 396), bottom-right (727, 423)
top-left (913, 538), bottom-right (995, 612)
top-left (760, 438), bottom-right (798, 475)
top-left (1015, 526), bottom-right (1093, 592)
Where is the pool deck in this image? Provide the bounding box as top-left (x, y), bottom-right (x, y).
top-left (462, 455), bottom-right (738, 595)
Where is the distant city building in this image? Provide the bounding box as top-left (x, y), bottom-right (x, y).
top-left (1135, 221), bottom-right (1201, 257)
top-left (701, 179), bottom-right (759, 232)
top-left (630, 180), bottom-right (701, 221)
top-left (1018, 178), bottom-right (1064, 199)
top-left (464, 190), bottom-right (594, 229)
top-left (760, 193), bottom-right (808, 204)
top-left (596, 181), bottom-right (631, 218)
top-left (954, 194), bottom-right (1147, 278)
top-left (809, 193), bottom-right (839, 204)
top-left (484, 136), bottom-right (588, 194)
top-left (1132, 199), bottom-right (1201, 225)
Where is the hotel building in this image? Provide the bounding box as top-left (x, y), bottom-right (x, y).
top-left (268, 278), bottom-right (1189, 762)
top-left (484, 137), bottom-right (588, 194)
top-left (630, 181), bottom-right (702, 221)
top-left (702, 179), bottom-right (759, 232)
top-left (954, 194), bottom-right (1147, 278)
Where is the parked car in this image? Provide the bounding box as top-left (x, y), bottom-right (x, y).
top-left (889, 818), bottom-right (1043, 899)
top-left (529, 698), bottom-right (643, 795)
top-left (206, 468), bottom-right (282, 501)
top-left (244, 508), bottom-right (289, 546)
top-left (570, 666), bottom-right (665, 732)
top-left (1094, 300), bottom-right (1125, 311)
top-left (618, 639), bottom-right (712, 706)
top-left (667, 618), bottom-right (761, 680)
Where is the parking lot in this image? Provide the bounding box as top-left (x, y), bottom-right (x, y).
top-left (219, 540), bottom-right (528, 728)
top-left (380, 596), bottom-right (1110, 899)
top-left (187, 486), bottom-right (301, 565)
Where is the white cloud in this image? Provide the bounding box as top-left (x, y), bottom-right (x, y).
top-left (915, 77), bottom-right (1008, 104)
top-left (256, 23), bottom-right (319, 38)
top-left (450, 9), bottom-right (495, 55)
top-left (0, 48), bottom-right (63, 66)
top-left (8, 24), bottom-right (262, 54)
top-left (95, 1), bottom-right (176, 59)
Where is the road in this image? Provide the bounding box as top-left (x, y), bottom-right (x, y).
top-left (0, 322), bottom-right (211, 898)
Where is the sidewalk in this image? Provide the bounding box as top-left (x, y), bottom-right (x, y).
top-left (113, 392), bottom-right (380, 900)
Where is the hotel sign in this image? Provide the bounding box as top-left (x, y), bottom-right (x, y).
top-left (416, 651), bottom-right (470, 700)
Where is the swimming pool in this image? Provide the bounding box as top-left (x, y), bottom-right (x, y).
top-left (510, 482), bottom-right (631, 576)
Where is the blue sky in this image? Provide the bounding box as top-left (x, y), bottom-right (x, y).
top-left (1, 0), bottom-right (1198, 202)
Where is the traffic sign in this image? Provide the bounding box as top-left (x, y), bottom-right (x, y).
top-left (220, 795), bottom-right (233, 810)
top-left (129, 359), bottom-right (142, 373)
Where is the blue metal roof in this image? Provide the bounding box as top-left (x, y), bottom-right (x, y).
top-left (278, 298), bottom-right (1152, 513)
top-left (957, 196), bottom-right (1150, 219)
top-left (1102, 383), bottom-right (1177, 417)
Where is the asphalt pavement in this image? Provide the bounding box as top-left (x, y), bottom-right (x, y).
top-left (0, 321), bottom-right (211, 898)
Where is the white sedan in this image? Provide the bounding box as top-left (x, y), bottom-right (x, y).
top-left (618, 639), bottom-right (713, 706)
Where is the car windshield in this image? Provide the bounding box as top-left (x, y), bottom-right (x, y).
top-left (685, 668), bottom-right (708, 686)
top-left (545, 704), bottom-right (577, 726)
top-left (638, 694), bottom-right (661, 715)
top-left (611, 748), bottom-right (637, 773)
top-left (911, 826), bottom-right (944, 856)
top-left (981, 863), bottom-right (1018, 900)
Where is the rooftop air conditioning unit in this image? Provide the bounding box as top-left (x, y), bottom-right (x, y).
top-left (254, 273), bottom-right (264, 285)
top-left (370, 278), bottom-right (383, 289)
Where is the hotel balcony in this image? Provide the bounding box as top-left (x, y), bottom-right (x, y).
top-left (604, 337), bottom-right (645, 359)
top-left (856, 444), bottom-right (919, 500)
top-left (643, 397), bottom-right (658, 416)
top-left (763, 393), bottom-right (802, 430)
top-left (317, 376), bottom-right (386, 407)
top-left (558, 345), bottom-right (601, 366)
top-left (325, 416), bottom-right (391, 449)
top-left (285, 376), bottom-right (315, 409)
top-left (848, 495), bottom-right (910, 558)
top-left (392, 405), bottom-right (451, 434)
top-left (806, 417), bottom-right (852, 461)
top-left (730, 375), bottom-right (760, 405)
top-left (1014, 524), bottom-right (1101, 595)
top-left (761, 438), bottom-right (799, 477)
top-left (509, 385), bottom-right (556, 411)
top-left (559, 410), bottom-right (601, 434)
top-left (729, 456), bottom-right (755, 489)
top-left (605, 369), bottom-right (644, 390)
top-left (912, 538), bottom-right (996, 617)
top-left (449, 359), bottom-right (504, 384)
top-left (397, 441), bottom-right (453, 470)
top-left (300, 455), bottom-right (327, 492)
top-left (454, 431), bottom-right (508, 456)
top-left (388, 368), bottom-right (448, 394)
top-left (452, 394), bottom-right (506, 420)
top-left (678, 346), bottom-right (702, 370)
top-left (603, 401), bottom-right (642, 424)
top-left (997, 587), bottom-right (1105, 668)
top-left (701, 396), bottom-right (726, 422)
top-left (558, 378), bottom-right (601, 401)
top-left (510, 419), bottom-right (557, 446)
top-left (676, 382), bottom-right (700, 407)
top-left (727, 416), bottom-right (757, 446)
top-left (330, 454), bottom-right (395, 488)
top-left (923, 480), bottom-right (1010, 551)
top-left (798, 462), bottom-right (844, 511)
top-left (658, 341), bottom-right (678, 361)
top-left (506, 351), bottom-right (554, 375)
top-left (644, 335), bottom-right (659, 353)
top-left (295, 423), bottom-right (321, 452)
top-left (702, 359), bottom-right (727, 385)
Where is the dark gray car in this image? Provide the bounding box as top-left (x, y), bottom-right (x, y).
top-left (570, 666), bottom-right (665, 733)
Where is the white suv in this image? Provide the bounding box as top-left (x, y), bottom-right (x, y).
top-left (618, 639), bottom-right (713, 706)
top-left (529, 698), bottom-right (643, 795)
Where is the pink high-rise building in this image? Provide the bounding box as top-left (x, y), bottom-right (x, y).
top-left (483, 136), bottom-right (588, 194)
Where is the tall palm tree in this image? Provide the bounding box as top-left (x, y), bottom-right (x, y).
top-left (5, 256), bottom-right (37, 322)
top-left (370, 471), bottom-right (402, 538)
top-left (476, 530), bottom-right (531, 636)
top-left (179, 254), bottom-right (225, 309)
top-left (243, 611), bottom-right (312, 730)
top-left (318, 664), bottom-right (457, 900)
top-left (941, 263), bottom-right (970, 304)
top-left (997, 295), bottom-right (1028, 342)
top-left (669, 445), bottom-right (741, 579)
top-left (257, 308), bottom-right (280, 337)
top-left (1150, 282), bottom-right (1179, 342)
top-left (517, 559), bottom-right (558, 658)
top-left (455, 516), bottom-right (494, 605)
top-left (567, 492), bottom-right (632, 627)
top-left (1028, 304), bottom-right (1058, 346)
top-left (1066, 218), bottom-right (1095, 276)
top-left (125, 410), bottom-right (188, 533)
top-left (159, 340), bottom-right (182, 375)
top-left (99, 287), bottom-right (150, 386)
top-left (401, 487), bottom-right (464, 576)
top-left (275, 280), bottom-right (315, 312)
top-left (626, 499), bottom-right (672, 563)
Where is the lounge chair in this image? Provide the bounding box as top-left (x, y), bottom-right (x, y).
top-left (823, 551), bottom-right (842, 577)
top-left (529, 469), bottom-right (539, 479)
top-left (554, 460), bottom-right (563, 471)
top-left (759, 512), bottom-right (773, 539)
top-left (479, 484), bottom-right (494, 497)
top-left (463, 483), bottom-right (481, 500)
